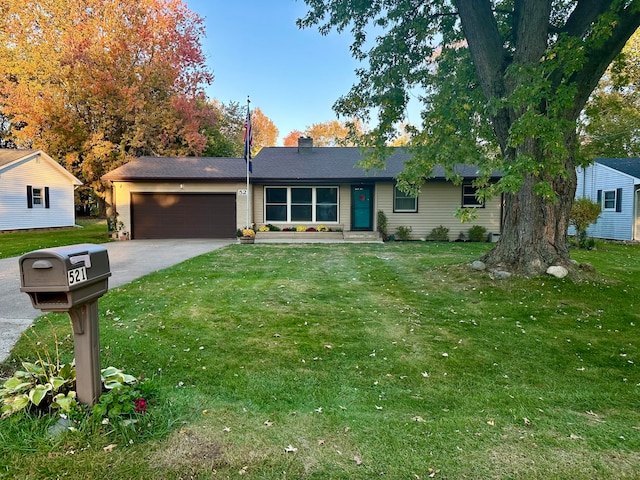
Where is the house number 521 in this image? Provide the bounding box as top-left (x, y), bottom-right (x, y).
top-left (67, 266), bottom-right (88, 286)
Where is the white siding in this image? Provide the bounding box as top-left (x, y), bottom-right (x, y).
top-left (378, 182), bottom-right (502, 241)
top-left (0, 156), bottom-right (77, 231)
top-left (575, 164), bottom-right (637, 241)
top-left (111, 181), bottom-right (247, 233)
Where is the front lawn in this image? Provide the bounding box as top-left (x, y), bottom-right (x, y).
top-left (1, 242), bottom-right (638, 479)
top-left (0, 219), bottom-right (111, 259)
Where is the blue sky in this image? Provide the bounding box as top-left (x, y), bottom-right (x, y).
top-left (183, 0), bottom-right (364, 145)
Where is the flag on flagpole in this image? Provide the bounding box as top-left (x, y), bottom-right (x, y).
top-left (244, 109), bottom-right (253, 173)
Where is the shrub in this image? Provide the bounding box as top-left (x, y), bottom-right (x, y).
top-left (570, 198), bottom-right (601, 249)
top-left (377, 210), bottom-right (389, 241)
top-left (468, 225), bottom-right (487, 242)
top-left (426, 225), bottom-right (449, 242)
top-left (395, 226), bottom-right (413, 241)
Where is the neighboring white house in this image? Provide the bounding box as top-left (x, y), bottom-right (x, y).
top-left (575, 158), bottom-right (640, 241)
top-left (0, 149), bottom-right (82, 231)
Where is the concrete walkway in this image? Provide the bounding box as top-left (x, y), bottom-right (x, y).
top-left (0, 239), bottom-right (233, 362)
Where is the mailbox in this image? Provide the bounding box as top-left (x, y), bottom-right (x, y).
top-left (19, 244), bottom-right (111, 312)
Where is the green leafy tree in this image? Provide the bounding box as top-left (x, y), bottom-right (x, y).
top-left (202, 102), bottom-right (278, 157)
top-left (581, 30), bottom-right (640, 158)
top-left (299, 1), bottom-right (640, 274)
top-left (202, 100), bottom-right (245, 158)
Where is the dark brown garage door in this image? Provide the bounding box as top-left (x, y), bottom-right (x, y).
top-left (131, 193), bottom-right (236, 239)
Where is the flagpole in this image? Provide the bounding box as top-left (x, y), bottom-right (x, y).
top-left (245, 96), bottom-right (251, 229)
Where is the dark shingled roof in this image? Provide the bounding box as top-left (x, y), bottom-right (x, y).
top-left (102, 148), bottom-right (494, 182)
top-left (102, 156), bottom-right (248, 181)
top-left (596, 158), bottom-right (640, 180)
top-left (250, 147), bottom-right (489, 182)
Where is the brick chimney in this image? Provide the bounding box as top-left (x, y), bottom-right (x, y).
top-left (297, 136), bottom-right (313, 153)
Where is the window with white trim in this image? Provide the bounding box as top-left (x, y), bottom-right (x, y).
top-left (598, 188), bottom-right (622, 212)
top-left (27, 185), bottom-right (50, 209)
top-left (393, 186), bottom-right (417, 212)
top-left (32, 187), bottom-right (43, 206)
top-left (603, 190), bottom-right (616, 211)
top-left (462, 184), bottom-right (484, 207)
top-left (265, 186), bottom-right (338, 223)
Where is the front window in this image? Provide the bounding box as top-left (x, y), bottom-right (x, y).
top-left (265, 187), bottom-right (287, 221)
top-left (394, 186), bottom-right (417, 212)
top-left (462, 184), bottom-right (484, 207)
top-left (265, 186), bottom-right (339, 223)
top-left (291, 188), bottom-right (313, 221)
top-left (603, 190), bottom-right (616, 210)
top-left (316, 187), bottom-right (338, 221)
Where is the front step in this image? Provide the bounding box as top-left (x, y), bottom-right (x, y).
top-left (342, 231), bottom-right (382, 242)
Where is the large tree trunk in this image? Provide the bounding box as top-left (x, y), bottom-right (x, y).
top-left (482, 133), bottom-right (578, 275)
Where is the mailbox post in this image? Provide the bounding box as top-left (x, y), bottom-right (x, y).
top-left (19, 244), bottom-right (111, 406)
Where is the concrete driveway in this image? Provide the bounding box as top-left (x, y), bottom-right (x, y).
top-left (0, 239), bottom-right (234, 362)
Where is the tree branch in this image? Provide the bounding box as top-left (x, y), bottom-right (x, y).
top-left (454, 0), bottom-right (511, 149)
top-left (562, 0), bottom-right (614, 37)
top-left (570, 1), bottom-right (640, 119)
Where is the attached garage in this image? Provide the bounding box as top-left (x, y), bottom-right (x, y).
top-left (131, 193), bottom-right (236, 239)
top-left (102, 157), bottom-right (249, 240)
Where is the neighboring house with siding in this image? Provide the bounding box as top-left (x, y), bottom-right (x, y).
top-left (0, 149), bottom-right (82, 231)
top-left (102, 138), bottom-right (503, 241)
top-left (575, 158), bottom-right (640, 241)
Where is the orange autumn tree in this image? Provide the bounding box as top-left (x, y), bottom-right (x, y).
top-left (283, 130), bottom-right (305, 146)
top-left (284, 119), bottom-right (364, 147)
top-left (0, 0), bottom-right (214, 210)
top-left (250, 107), bottom-right (279, 155)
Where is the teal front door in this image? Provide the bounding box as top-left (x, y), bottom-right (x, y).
top-left (351, 185), bottom-right (374, 231)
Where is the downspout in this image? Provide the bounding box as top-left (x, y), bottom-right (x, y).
top-left (635, 187), bottom-right (640, 241)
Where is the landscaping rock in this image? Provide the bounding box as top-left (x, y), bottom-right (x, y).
top-left (491, 270), bottom-right (512, 280)
top-left (579, 262), bottom-right (595, 273)
top-left (48, 417), bottom-right (73, 437)
top-left (470, 260), bottom-right (486, 271)
top-left (546, 265), bottom-right (568, 278)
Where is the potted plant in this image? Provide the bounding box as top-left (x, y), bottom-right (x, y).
top-left (238, 228), bottom-right (255, 244)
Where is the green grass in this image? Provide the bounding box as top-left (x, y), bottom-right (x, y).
top-left (1, 242), bottom-right (639, 479)
top-left (0, 219), bottom-right (111, 259)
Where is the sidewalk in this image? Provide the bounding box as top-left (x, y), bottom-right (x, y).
top-left (0, 239), bottom-right (233, 362)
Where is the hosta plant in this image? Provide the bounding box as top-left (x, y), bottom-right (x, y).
top-left (0, 360), bottom-right (76, 418)
top-left (0, 363), bottom-right (139, 419)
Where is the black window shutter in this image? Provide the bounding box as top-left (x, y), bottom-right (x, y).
top-left (597, 190), bottom-right (602, 205)
top-left (44, 187), bottom-right (50, 208)
top-left (616, 188), bottom-right (623, 212)
top-left (27, 185), bottom-right (33, 208)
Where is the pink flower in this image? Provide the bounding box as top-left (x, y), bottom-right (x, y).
top-left (134, 398), bottom-right (147, 413)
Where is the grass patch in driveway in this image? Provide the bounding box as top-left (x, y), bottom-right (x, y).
top-left (1, 242), bottom-right (639, 479)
